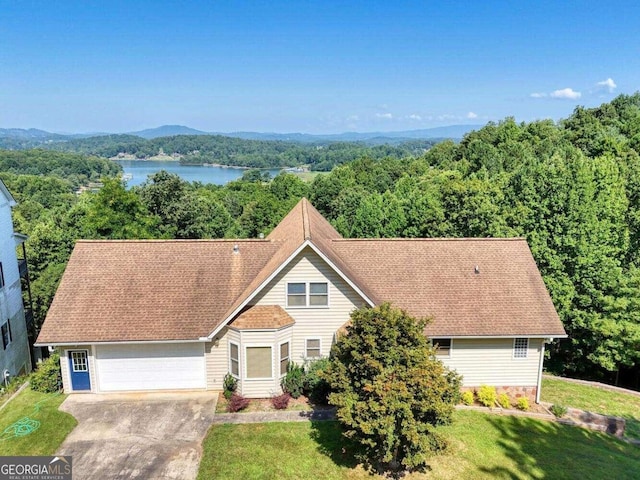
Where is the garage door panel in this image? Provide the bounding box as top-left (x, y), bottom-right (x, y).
top-left (96, 343), bottom-right (205, 392)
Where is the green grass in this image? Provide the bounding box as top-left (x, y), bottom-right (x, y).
top-left (0, 388), bottom-right (77, 456)
top-left (541, 377), bottom-right (640, 439)
top-left (198, 410), bottom-right (640, 480)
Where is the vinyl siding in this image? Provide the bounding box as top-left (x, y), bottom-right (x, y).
top-left (205, 327), bottom-right (229, 390)
top-left (440, 338), bottom-right (542, 387)
top-left (252, 246), bottom-right (365, 364)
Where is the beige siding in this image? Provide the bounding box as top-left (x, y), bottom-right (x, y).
top-left (205, 327), bottom-right (229, 390)
top-left (440, 338), bottom-right (542, 387)
top-left (253, 246), bottom-right (365, 364)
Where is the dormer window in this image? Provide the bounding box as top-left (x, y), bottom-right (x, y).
top-left (286, 282), bottom-right (328, 307)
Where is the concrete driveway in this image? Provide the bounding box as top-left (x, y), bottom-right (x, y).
top-left (56, 392), bottom-right (218, 480)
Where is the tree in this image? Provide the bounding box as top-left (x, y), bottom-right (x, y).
top-left (325, 303), bottom-right (461, 474)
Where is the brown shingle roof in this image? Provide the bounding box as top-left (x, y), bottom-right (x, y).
top-left (230, 305), bottom-right (295, 330)
top-left (331, 238), bottom-right (566, 337)
top-left (36, 198), bottom-right (565, 344)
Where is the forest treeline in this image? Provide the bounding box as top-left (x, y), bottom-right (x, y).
top-left (38, 134), bottom-right (435, 171)
top-left (2, 92), bottom-right (640, 388)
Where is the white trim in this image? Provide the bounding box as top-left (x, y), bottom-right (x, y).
top-left (0, 179), bottom-right (16, 206)
top-left (513, 338), bottom-right (529, 359)
top-left (304, 337), bottom-right (322, 359)
top-left (536, 340), bottom-right (545, 404)
top-left (228, 341), bottom-right (240, 378)
top-left (425, 334), bottom-right (568, 340)
top-left (35, 339), bottom-right (208, 347)
top-left (207, 239), bottom-right (375, 340)
top-left (244, 344), bottom-right (274, 381)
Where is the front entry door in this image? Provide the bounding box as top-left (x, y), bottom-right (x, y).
top-left (68, 350), bottom-right (91, 391)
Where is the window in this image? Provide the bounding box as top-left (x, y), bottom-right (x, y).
top-left (287, 282), bottom-right (328, 307)
top-left (279, 342), bottom-right (290, 376)
top-left (309, 283), bottom-right (328, 306)
top-left (71, 351), bottom-right (88, 372)
top-left (1, 321), bottom-right (11, 350)
top-left (287, 283), bottom-right (306, 306)
top-left (432, 338), bottom-right (451, 356)
top-left (0, 262), bottom-right (4, 289)
top-left (306, 339), bottom-right (321, 358)
top-left (246, 346), bottom-right (273, 379)
top-left (514, 338), bottom-right (529, 358)
top-left (229, 342), bottom-right (239, 377)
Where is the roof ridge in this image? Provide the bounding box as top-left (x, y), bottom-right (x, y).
top-left (302, 198), bottom-right (311, 240)
top-left (332, 237), bottom-right (526, 242)
top-left (75, 239), bottom-right (271, 244)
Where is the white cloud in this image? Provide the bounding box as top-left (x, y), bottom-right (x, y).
top-left (597, 78), bottom-right (617, 92)
top-left (466, 111), bottom-right (478, 119)
top-left (408, 114), bottom-right (422, 121)
top-left (375, 113), bottom-right (393, 119)
top-left (550, 88), bottom-right (581, 100)
top-left (530, 92), bottom-right (548, 98)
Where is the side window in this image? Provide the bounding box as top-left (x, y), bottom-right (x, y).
top-left (514, 338), bottom-right (529, 358)
top-left (306, 338), bottom-right (321, 358)
top-left (229, 342), bottom-right (239, 377)
top-left (432, 338), bottom-right (452, 357)
top-left (2, 321), bottom-right (12, 349)
top-left (279, 342), bottom-right (290, 376)
top-left (287, 283), bottom-right (306, 307)
top-left (0, 262), bottom-right (5, 289)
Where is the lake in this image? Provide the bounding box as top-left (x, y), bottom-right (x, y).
top-left (114, 160), bottom-right (284, 187)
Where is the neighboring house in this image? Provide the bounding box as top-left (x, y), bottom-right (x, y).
top-left (0, 180), bottom-right (33, 382)
top-left (36, 198), bottom-right (566, 402)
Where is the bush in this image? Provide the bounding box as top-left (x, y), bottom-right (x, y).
top-left (461, 391), bottom-right (474, 405)
top-left (516, 397), bottom-right (530, 411)
top-left (30, 353), bottom-right (62, 393)
top-left (223, 373), bottom-right (237, 400)
top-left (227, 394), bottom-right (250, 412)
top-left (477, 385), bottom-right (497, 408)
top-left (498, 393), bottom-right (511, 409)
top-left (271, 393), bottom-right (291, 410)
top-left (0, 374), bottom-right (28, 397)
top-left (281, 362), bottom-right (305, 398)
top-left (304, 358), bottom-right (331, 404)
top-left (326, 303), bottom-right (461, 473)
top-left (550, 404), bottom-right (567, 418)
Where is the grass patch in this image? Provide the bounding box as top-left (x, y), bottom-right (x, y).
top-left (541, 377), bottom-right (640, 439)
top-left (0, 388), bottom-right (76, 456)
top-left (198, 410), bottom-right (640, 479)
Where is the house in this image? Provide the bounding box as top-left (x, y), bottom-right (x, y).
top-left (0, 179), bottom-right (33, 382)
top-left (35, 198), bottom-right (566, 402)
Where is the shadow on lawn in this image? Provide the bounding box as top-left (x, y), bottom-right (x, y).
top-left (478, 414), bottom-right (639, 479)
top-left (309, 420), bottom-right (361, 470)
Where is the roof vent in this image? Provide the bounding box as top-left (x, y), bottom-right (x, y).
top-left (233, 244), bottom-right (240, 255)
top-left (258, 233), bottom-right (264, 239)
top-left (474, 265), bottom-right (480, 274)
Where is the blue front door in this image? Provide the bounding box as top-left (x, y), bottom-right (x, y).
top-left (69, 350), bottom-right (91, 391)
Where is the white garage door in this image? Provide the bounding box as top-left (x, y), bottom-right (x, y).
top-left (96, 343), bottom-right (205, 392)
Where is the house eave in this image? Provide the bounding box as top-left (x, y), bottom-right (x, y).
top-left (34, 339), bottom-right (207, 347)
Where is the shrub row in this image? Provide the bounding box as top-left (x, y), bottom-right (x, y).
top-left (280, 358), bottom-right (331, 403)
top-left (461, 385), bottom-right (530, 411)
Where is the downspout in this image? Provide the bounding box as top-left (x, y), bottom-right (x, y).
top-left (535, 339), bottom-right (548, 404)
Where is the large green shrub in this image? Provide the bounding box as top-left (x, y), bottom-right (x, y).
top-left (281, 362), bottom-right (305, 398)
top-left (223, 373), bottom-right (237, 400)
top-left (30, 353), bottom-right (62, 393)
top-left (325, 303), bottom-right (461, 474)
top-left (304, 357), bottom-right (331, 404)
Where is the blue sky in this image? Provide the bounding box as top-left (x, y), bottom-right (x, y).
top-left (0, 1), bottom-right (637, 134)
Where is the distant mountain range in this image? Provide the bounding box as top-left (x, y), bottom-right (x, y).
top-left (0, 124), bottom-right (482, 146)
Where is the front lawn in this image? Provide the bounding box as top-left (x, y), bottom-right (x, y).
top-left (198, 410), bottom-right (640, 479)
top-left (0, 388), bottom-right (77, 456)
top-left (541, 376), bottom-right (640, 439)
